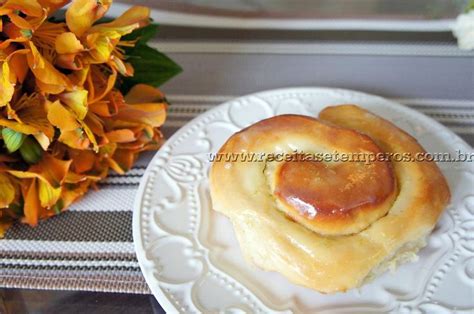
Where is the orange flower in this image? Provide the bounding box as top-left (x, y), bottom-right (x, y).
top-left (0, 0), bottom-right (45, 32)
top-left (65, 0), bottom-right (112, 37)
top-left (0, 92), bottom-right (54, 149)
top-left (0, 0), bottom-right (178, 235)
top-left (65, 5), bottom-right (150, 76)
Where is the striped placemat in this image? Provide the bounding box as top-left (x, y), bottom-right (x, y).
top-left (1, 96), bottom-right (472, 294)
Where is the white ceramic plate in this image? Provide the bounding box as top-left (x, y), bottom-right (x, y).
top-left (133, 88), bottom-right (474, 313)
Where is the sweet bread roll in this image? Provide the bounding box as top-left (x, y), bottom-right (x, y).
top-left (209, 104), bottom-right (450, 293)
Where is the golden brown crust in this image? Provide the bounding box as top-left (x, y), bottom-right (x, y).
top-left (209, 105), bottom-right (450, 293)
top-left (258, 115), bottom-right (398, 236)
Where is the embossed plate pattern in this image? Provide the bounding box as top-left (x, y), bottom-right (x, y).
top-left (133, 88), bottom-right (474, 313)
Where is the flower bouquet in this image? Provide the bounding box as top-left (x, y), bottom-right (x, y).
top-left (0, 0), bottom-right (181, 236)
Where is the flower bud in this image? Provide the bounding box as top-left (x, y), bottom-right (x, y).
top-left (19, 137), bottom-right (43, 164)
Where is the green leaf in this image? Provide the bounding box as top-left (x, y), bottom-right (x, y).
top-left (19, 137), bottom-right (43, 164)
top-left (122, 24), bottom-right (158, 45)
top-left (121, 44), bottom-right (182, 94)
top-left (2, 128), bottom-right (26, 153)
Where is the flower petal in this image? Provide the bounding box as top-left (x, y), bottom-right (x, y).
top-left (68, 65), bottom-right (89, 87)
top-left (0, 118), bottom-right (39, 134)
top-left (9, 153), bottom-right (71, 188)
top-left (55, 32), bottom-right (84, 54)
top-left (89, 67), bottom-right (117, 103)
top-left (124, 84), bottom-right (165, 104)
top-left (111, 149), bottom-right (135, 172)
top-left (33, 132), bottom-right (51, 151)
top-left (83, 112), bottom-right (104, 136)
top-left (60, 179), bottom-right (91, 209)
top-left (0, 173), bottom-right (15, 208)
top-left (58, 89), bottom-right (88, 120)
top-left (0, 62), bottom-right (15, 107)
top-left (109, 55), bottom-right (133, 76)
top-left (85, 33), bottom-right (116, 63)
top-left (2, 94), bottom-right (54, 148)
top-left (15, 98), bottom-right (55, 140)
top-left (107, 157), bottom-right (125, 174)
top-left (9, 52), bottom-right (29, 83)
top-left (68, 150), bottom-right (96, 173)
top-left (21, 179), bottom-right (40, 226)
top-left (105, 129), bottom-right (136, 143)
top-left (89, 100), bottom-right (112, 116)
top-left (35, 79), bottom-right (66, 94)
top-left (47, 100), bottom-right (81, 131)
top-left (80, 120), bottom-right (98, 151)
top-left (38, 179), bottom-right (61, 208)
top-left (0, 38), bottom-right (27, 50)
top-left (90, 6), bottom-right (149, 33)
top-left (56, 53), bottom-right (83, 70)
top-left (0, 0), bottom-right (43, 17)
top-left (66, 0), bottom-right (110, 37)
top-left (59, 128), bottom-right (90, 150)
top-left (7, 13), bottom-right (33, 29)
top-left (26, 42), bottom-right (70, 93)
top-left (115, 102), bottom-right (167, 127)
top-left (3, 20), bottom-right (28, 39)
top-left (37, 0), bottom-right (69, 16)
top-left (38, 154), bottom-right (72, 188)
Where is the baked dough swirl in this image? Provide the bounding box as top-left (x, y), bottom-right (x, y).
top-left (210, 105), bottom-right (450, 293)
